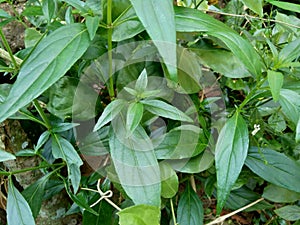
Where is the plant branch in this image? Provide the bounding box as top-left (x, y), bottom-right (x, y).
top-left (33, 100), bottom-right (52, 130)
top-left (0, 48), bottom-right (22, 66)
top-left (107, 0), bottom-right (115, 99)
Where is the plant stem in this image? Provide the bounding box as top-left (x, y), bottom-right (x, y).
top-left (107, 0), bottom-right (115, 99)
top-left (33, 99), bottom-right (52, 130)
top-left (0, 163), bottom-right (65, 176)
top-left (170, 198), bottom-right (178, 225)
top-left (0, 30), bottom-right (19, 69)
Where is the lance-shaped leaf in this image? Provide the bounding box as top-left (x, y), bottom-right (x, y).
top-left (7, 178), bottom-right (35, 225)
top-left (267, 70), bottom-right (283, 102)
top-left (279, 89), bottom-right (300, 125)
top-left (94, 99), bottom-right (127, 132)
top-left (130, 0), bottom-right (177, 82)
top-left (275, 205), bottom-right (300, 221)
top-left (177, 183), bottom-right (204, 225)
top-left (0, 23), bottom-right (90, 122)
top-left (174, 6), bottom-right (263, 77)
top-left (110, 117), bottom-right (161, 206)
top-left (276, 37), bottom-right (300, 68)
top-left (52, 134), bottom-right (83, 193)
top-left (0, 150), bottom-right (16, 162)
top-left (215, 112), bottom-right (249, 214)
top-left (141, 99), bottom-right (193, 122)
top-left (126, 102), bottom-right (144, 133)
top-left (245, 147), bottom-right (300, 193)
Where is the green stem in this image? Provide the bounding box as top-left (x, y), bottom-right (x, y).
top-left (107, 0), bottom-right (115, 99)
top-left (170, 198), bottom-right (178, 225)
top-left (0, 29), bottom-right (18, 69)
top-left (1, 163), bottom-right (65, 176)
top-left (33, 99), bottom-right (52, 130)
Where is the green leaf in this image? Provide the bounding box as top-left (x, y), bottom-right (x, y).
top-left (135, 68), bottom-right (148, 92)
top-left (112, 6), bottom-right (145, 42)
top-left (0, 150), bottom-right (16, 162)
top-left (296, 117), bottom-right (300, 143)
top-left (22, 173), bottom-right (53, 218)
top-left (279, 89), bottom-right (300, 125)
top-left (193, 48), bottom-right (250, 78)
top-left (159, 162), bottom-right (178, 198)
top-left (154, 125), bottom-right (206, 159)
top-left (215, 112), bottom-right (249, 214)
top-left (245, 147), bottom-right (300, 193)
top-left (24, 28), bottom-right (42, 48)
top-left (109, 119), bottom-right (161, 206)
top-left (52, 134), bottom-right (83, 193)
top-left (267, 70), bottom-right (283, 102)
top-left (0, 24), bottom-right (91, 123)
top-left (118, 204), bottom-right (160, 225)
top-left (267, 112), bottom-right (286, 133)
top-left (52, 122), bottom-right (79, 133)
top-left (141, 99), bottom-right (193, 122)
top-left (266, 0), bottom-right (300, 14)
top-left (275, 205), bottom-right (300, 221)
top-left (63, 0), bottom-right (88, 13)
top-left (130, 0), bottom-right (177, 82)
top-left (169, 150), bottom-right (214, 174)
top-left (86, 16), bottom-right (100, 40)
top-left (263, 184), bottom-right (300, 203)
top-left (126, 102), bottom-right (144, 133)
top-left (94, 99), bottom-right (127, 132)
top-left (240, 0), bottom-right (263, 17)
top-left (175, 6), bottom-right (263, 77)
top-left (7, 178), bottom-right (35, 225)
top-left (35, 131), bottom-right (51, 151)
top-left (276, 38), bottom-right (300, 68)
top-left (0, 9), bottom-right (12, 18)
top-left (177, 183), bottom-right (204, 225)
top-left (42, 0), bottom-right (56, 23)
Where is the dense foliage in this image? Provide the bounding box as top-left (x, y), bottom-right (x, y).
top-left (0, 0), bottom-right (300, 224)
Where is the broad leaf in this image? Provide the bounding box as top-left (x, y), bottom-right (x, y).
top-left (52, 134), bottom-right (83, 193)
top-left (110, 118), bottom-right (161, 206)
top-left (215, 112), bottom-right (249, 214)
top-left (118, 204), bottom-right (160, 225)
top-left (263, 184), bottom-right (300, 203)
top-left (93, 99), bottom-right (127, 132)
top-left (159, 162), bottom-right (178, 198)
top-left (0, 150), bottom-right (16, 162)
top-left (241, 0), bottom-right (263, 17)
top-left (279, 89), bottom-right (300, 125)
top-left (141, 99), bottom-right (193, 122)
top-left (130, 0), bottom-right (177, 82)
top-left (267, 70), bottom-right (283, 102)
top-left (175, 6), bottom-right (263, 77)
top-left (7, 178), bottom-right (35, 225)
top-left (245, 147), bottom-right (300, 193)
top-left (275, 205), bottom-right (300, 221)
top-left (177, 183), bottom-right (204, 225)
top-left (0, 24), bottom-right (90, 122)
top-left (126, 102), bottom-right (144, 133)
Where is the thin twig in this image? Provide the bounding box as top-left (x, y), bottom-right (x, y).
top-left (205, 198), bottom-right (264, 225)
top-left (203, 9), bottom-right (300, 29)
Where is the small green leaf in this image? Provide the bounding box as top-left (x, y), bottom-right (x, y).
top-left (0, 9), bottom-right (12, 18)
top-left (118, 204), bottom-right (160, 225)
top-left (277, 38), bottom-right (300, 68)
top-left (141, 99), bottom-right (193, 122)
top-left (0, 150), bottom-right (16, 162)
top-left (0, 24), bottom-right (91, 123)
top-left (130, 0), bottom-right (177, 82)
top-left (22, 173), bottom-right (53, 218)
top-left (52, 122), bottom-right (79, 133)
top-left (267, 70), bottom-right (283, 102)
top-left (275, 205), bottom-right (300, 221)
top-left (7, 178), bottom-right (35, 225)
top-left (177, 183), bottom-right (204, 225)
top-left (240, 0), bottom-right (263, 17)
top-left (126, 102), bottom-right (144, 133)
top-left (52, 134), bottom-right (83, 193)
top-left (63, 0), bottom-right (88, 13)
top-left (263, 184), bottom-right (300, 203)
top-left (86, 16), bottom-right (100, 40)
top-left (135, 69), bottom-right (148, 92)
top-left (246, 147), bottom-right (300, 193)
top-left (159, 162), bottom-right (178, 198)
top-left (267, 0), bottom-right (300, 14)
top-left (215, 112), bottom-right (249, 214)
top-left (42, 0), bottom-right (56, 23)
top-left (279, 89), bottom-right (300, 125)
top-left (35, 131), bottom-right (50, 151)
top-left (93, 99), bottom-right (127, 132)
top-left (24, 28), bottom-right (42, 48)
top-left (296, 117), bottom-right (300, 143)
